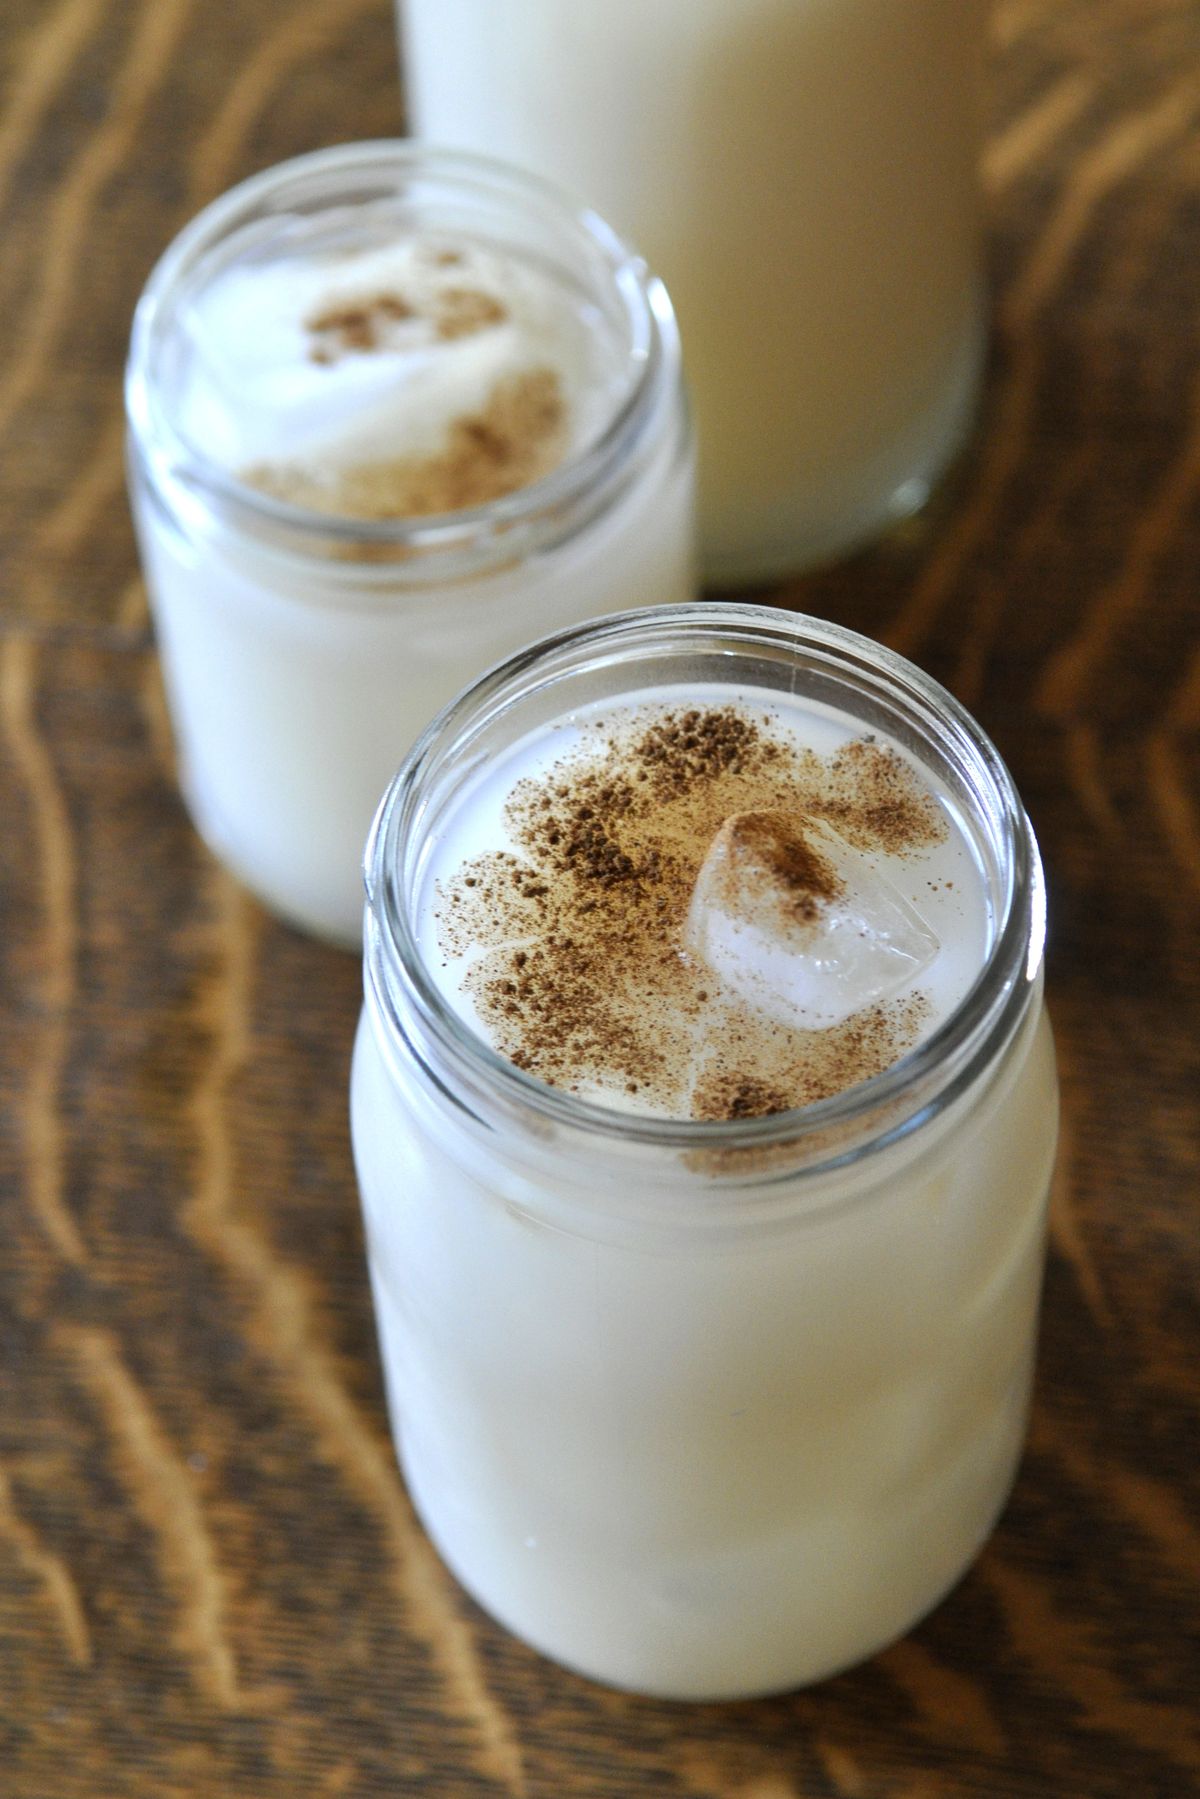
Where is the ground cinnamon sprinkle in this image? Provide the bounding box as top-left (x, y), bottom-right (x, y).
top-left (241, 366), bottom-right (566, 520)
top-left (708, 811), bottom-right (844, 926)
top-left (240, 256), bottom-right (568, 519)
top-left (435, 706), bottom-right (946, 1122)
top-left (307, 292), bottom-right (416, 359)
top-left (433, 286), bottom-right (507, 341)
top-left (304, 284), bottom-right (507, 362)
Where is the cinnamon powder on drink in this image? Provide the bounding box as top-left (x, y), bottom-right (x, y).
top-left (242, 367), bottom-right (566, 520)
top-left (435, 706), bottom-right (946, 1122)
top-left (241, 279), bottom-right (567, 519)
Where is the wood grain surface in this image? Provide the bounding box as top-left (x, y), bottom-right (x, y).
top-left (1, 2), bottom-right (1198, 1794)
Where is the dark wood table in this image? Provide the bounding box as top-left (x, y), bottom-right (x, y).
top-left (2, 2), bottom-right (1197, 1793)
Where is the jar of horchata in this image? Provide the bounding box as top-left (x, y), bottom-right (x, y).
top-left (125, 142), bottom-right (693, 948)
top-left (400, 0), bottom-right (987, 586)
top-left (351, 602), bottom-right (1059, 1701)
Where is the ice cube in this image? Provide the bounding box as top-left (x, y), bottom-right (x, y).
top-left (685, 811), bottom-right (938, 1031)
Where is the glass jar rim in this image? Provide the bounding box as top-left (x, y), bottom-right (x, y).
top-left (364, 603), bottom-right (1046, 1175)
top-left (124, 139), bottom-right (677, 560)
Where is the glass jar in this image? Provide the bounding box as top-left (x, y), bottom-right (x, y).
top-left (125, 142), bottom-right (693, 947)
top-left (400, 0), bottom-right (987, 585)
top-left (351, 603), bottom-right (1057, 1699)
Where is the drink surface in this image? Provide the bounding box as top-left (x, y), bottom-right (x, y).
top-left (160, 222), bottom-right (628, 520)
top-left (418, 686), bottom-right (991, 1118)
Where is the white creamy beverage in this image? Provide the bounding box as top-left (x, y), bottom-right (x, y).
top-left (173, 236), bottom-right (620, 510)
top-left (401, 0), bottom-right (987, 582)
top-left (351, 606), bottom-right (1058, 1697)
top-left (416, 688), bottom-right (989, 1109)
top-left (126, 144), bottom-right (693, 945)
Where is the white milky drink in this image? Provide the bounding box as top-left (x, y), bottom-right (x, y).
top-left (125, 144), bottom-right (693, 946)
top-left (400, 0), bottom-right (986, 583)
top-left (351, 606), bottom-right (1058, 1698)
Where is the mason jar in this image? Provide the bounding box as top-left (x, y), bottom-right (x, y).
top-left (400, 0), bottom-right (987, 585)
top-left (350, 603), bottom-right (1058, 1699)
top-left (125, 142), bottom-right (693, 947)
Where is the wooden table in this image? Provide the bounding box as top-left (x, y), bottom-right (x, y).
top-left (2, 2), bottom-right (1197, 1793)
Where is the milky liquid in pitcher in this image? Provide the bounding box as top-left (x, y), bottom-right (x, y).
top-left (401, 0), bottom-right (986, 580)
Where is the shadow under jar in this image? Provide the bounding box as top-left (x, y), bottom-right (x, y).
top-left (351, 603), bottom-right (1059, 1700)
top-left (125, 141), bottom-right (693, 947)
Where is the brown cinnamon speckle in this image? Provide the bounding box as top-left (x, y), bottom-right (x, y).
top-left (434, 708), bottom-right (946, 1120)
top-left (241, 367), bottom-right (565, 520)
